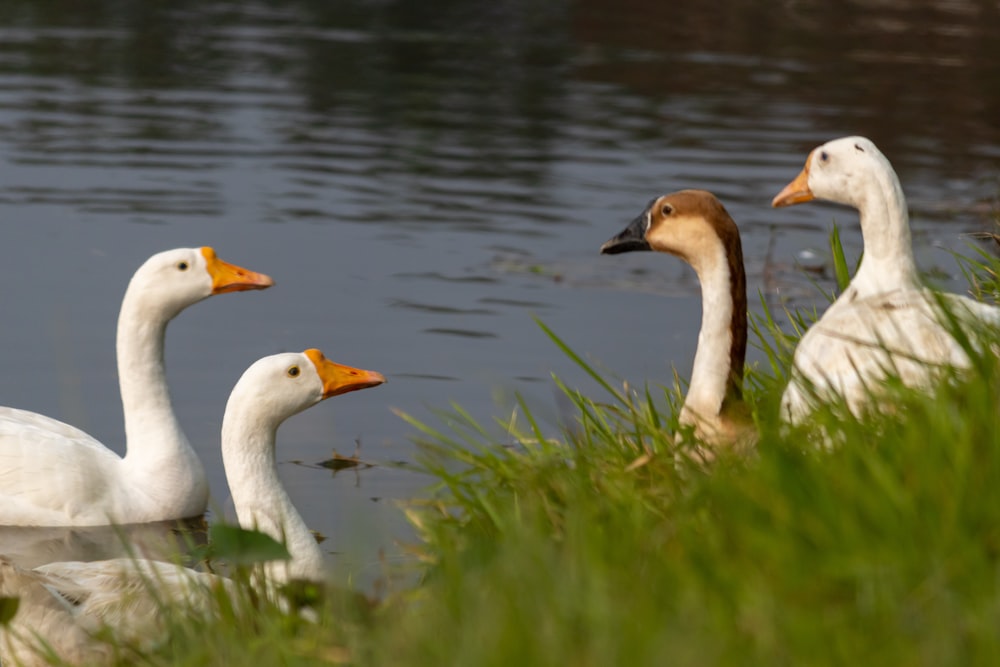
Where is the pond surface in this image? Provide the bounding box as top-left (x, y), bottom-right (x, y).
top-left (0, 0), bottom-right (998, 587)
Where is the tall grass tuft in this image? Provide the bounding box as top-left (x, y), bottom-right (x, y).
top-left (363, 349), bottom-right (1000, 667)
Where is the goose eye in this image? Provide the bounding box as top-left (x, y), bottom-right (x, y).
top-left (819, 151), bottom-right (829, 163)
top-left (177, 261), bottom-right (189, 271)
top-left (286, 366), bottom-right (301, 378)
top-left (854, 143), bottom-right (865, 153)
top-left (661, 204), bottom-right (673, 216)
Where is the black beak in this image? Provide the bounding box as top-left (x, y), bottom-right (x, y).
top-left (600, 210), bottom-right (651, 255)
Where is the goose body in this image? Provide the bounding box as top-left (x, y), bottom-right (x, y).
top-left (601, 190), bottom-right (753, 449)
top-left (0, 349), bottom-right (386, 666)
top-left (773, 136), bottom-right (1000, 423)
top-left (0, 248), bottom-right (274, 526)
top-left (0, 519), bottom-right (205, 570)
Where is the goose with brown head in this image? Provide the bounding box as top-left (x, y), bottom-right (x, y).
top-left (602, 190), bottom-right (753, 454)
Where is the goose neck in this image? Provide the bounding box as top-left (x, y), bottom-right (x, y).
top-left (851, 163), bottom-right (920, 295)
top-left (222, 407), bottom-right (325, 583)
top-left (684, 239), bottom-right (746, 421)
top-left (116, 289), bottom-right (189, 465)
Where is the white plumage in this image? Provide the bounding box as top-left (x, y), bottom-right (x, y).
top-left (0, 247), bottom-right (273, 526)
top-left (0, 349), bottom-right (385, 666)
top-left (773, 136), bottom-right (1000, 423)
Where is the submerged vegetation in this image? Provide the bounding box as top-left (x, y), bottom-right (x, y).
top-left (3, 231), bottom-right (1000, 666)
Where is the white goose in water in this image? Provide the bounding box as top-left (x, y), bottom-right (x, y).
top-left (0, 248), bottom-right (274, 526)
top-left (0, 349), bottom-right (386, 666)
top-left (772, 136), bottom-right (1000, 423)
top-left (601, 189), bottom-right (754, 450)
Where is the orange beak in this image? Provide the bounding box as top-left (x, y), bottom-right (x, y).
top-left (771, 150), bottom-right (816, 208)
top-left (201, 247), bottom-right (275, 294)
top-left (304, 349), bottom-right (386, 398)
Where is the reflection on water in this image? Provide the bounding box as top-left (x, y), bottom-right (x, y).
top-left (0, 0), bottom-right (997, 582)
top-left (0, 519), bottom-right (206, 569)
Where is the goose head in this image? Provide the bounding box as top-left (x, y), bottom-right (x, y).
top-left (126, 247), bottom-right (275, 320)
top-left (600, 189), bottom-right (741, 275)
top-left (771, 136), bottom-right (895, 210)
top-left (227, 349), bottom-right (386, 428)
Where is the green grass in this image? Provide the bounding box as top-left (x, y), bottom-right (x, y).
top-left (5, 228), bottom-right (1000, 666)
top-left (360, 329), bottom-right (1000, 667)
top-left (356, 226), bottom-right (1000, 666)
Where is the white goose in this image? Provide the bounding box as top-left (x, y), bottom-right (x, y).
top-left (0, 247), bottom-right (274, 526)
top-left (601, 189), bottom-right (754, 449)
top-left (772, 136), bottom-right (1000, 423)
top-left (0, 349), bottom-right (386, 666)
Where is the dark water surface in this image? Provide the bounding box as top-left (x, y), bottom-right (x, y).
top-left (0, 0), bottom-right (998, 586)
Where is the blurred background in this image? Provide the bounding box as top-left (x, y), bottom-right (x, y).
top-left (0, 0), bottom-right (997, 587)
